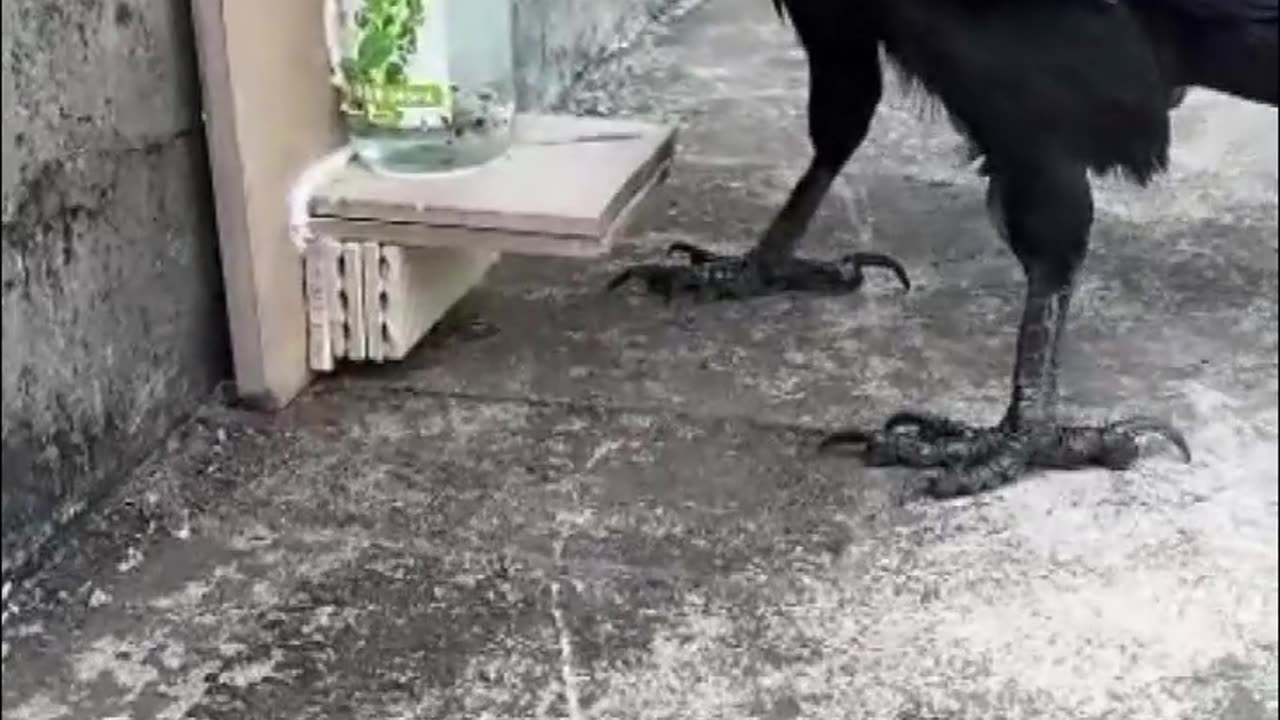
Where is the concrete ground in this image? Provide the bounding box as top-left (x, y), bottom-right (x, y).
top-left (3, 2), bottom-right (1277, 718)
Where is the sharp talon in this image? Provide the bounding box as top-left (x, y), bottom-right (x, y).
top-left (883, 413), bottom-right (921, 433)
top-left (882, 412), bottom-right (979, 442)
top-left (609, 249), bottom-right (900, 303)
top-left (884, 411), bottom-right (943, 434)
top-left (831, 407), bottom-right (1188, 499)
top-left (1110, 417), bottom-right (1193, 463)
top-left (817, 428), bottom-right (874, 452)
top-left (847, 252), bottom-right (912, 291)
top-left (667, 242), bottom-right (718, 264)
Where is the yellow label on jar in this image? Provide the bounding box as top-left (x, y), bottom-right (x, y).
top-left (332, 0), bottom-right (454, 129)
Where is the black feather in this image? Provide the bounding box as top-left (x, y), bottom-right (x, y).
top-left (1141, 0), bottom-right (1278, 21)
top-left (772, 0), bottom-right (1277, 183)
top-left (731, 0), bottom-right (1274, 492)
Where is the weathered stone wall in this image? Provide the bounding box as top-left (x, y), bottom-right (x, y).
top-left (1, 1), bottom-right (227, 581)
top-left (0, 0), bottom-right (680, 582)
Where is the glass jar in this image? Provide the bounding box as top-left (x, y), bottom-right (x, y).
top-left (326, 0), bottom-right (516, 176)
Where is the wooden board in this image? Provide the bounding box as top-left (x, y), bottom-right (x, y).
top-left (191, 0), bottom-right (344, 409)
top-left (308, 158), bottom-right (672, 258)
top-left (360, 242), bottom-right (382, 362)
top-left (310, 114), bottom-right (678, 248)
top-left (301, 242), bottom-right (497, 370)
top-left (303, 238), bottom-right (339, 373)
top-left (376, 246), bottom-right (500, 361)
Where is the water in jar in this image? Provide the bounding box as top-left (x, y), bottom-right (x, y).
top-left (332, 0), bottom-right (516, 176)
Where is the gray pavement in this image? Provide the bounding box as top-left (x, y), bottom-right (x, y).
top-left (3, 1), bottom-right (1277, 718)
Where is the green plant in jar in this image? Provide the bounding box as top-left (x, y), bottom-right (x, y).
top-left (327, 0), bottom-right (517, 174)
top-left (337, 0), bottom-right (451, 127)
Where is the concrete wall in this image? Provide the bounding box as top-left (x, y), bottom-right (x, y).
top-left (0, 0), bottom-right (679, 583)
top-left (514, 0), bottom-right (677, 109)
top-left (1, 1), bottom-right (227, 581)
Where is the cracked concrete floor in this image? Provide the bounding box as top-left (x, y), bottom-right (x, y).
top-left (3, 1), bottom-right (1277, 718)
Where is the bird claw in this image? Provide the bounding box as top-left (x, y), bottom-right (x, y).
top-left (819, 411), bottom-right (1192, 498)
top-left (666, 241), bottom-right (723, 264)
top-left (607, 242), bottom-right (912, 301)
top-left (1096, 416), bottom-right (1192, 466)
top-left (882, 410), bottom-right (977, 439)
top-left (837, 252), bottom-right (913, 292)
top-left (605, 250), bottom-right (756, 302)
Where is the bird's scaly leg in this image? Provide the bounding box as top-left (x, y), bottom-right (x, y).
top-left (822, 168), bottom-right (1189, 497)
top-left (608, 24), bottom-right (910, 302)
top-left (819, 284), bottom-right (1190, 497)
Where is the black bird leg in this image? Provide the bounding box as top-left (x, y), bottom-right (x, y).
top-left (609, 25), bottom-right (910, 302)
top-left (822, 167), bottom-right (1190, 498)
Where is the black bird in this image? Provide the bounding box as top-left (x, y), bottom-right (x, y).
top-left (610, 0), bottom-right (1278, 497)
